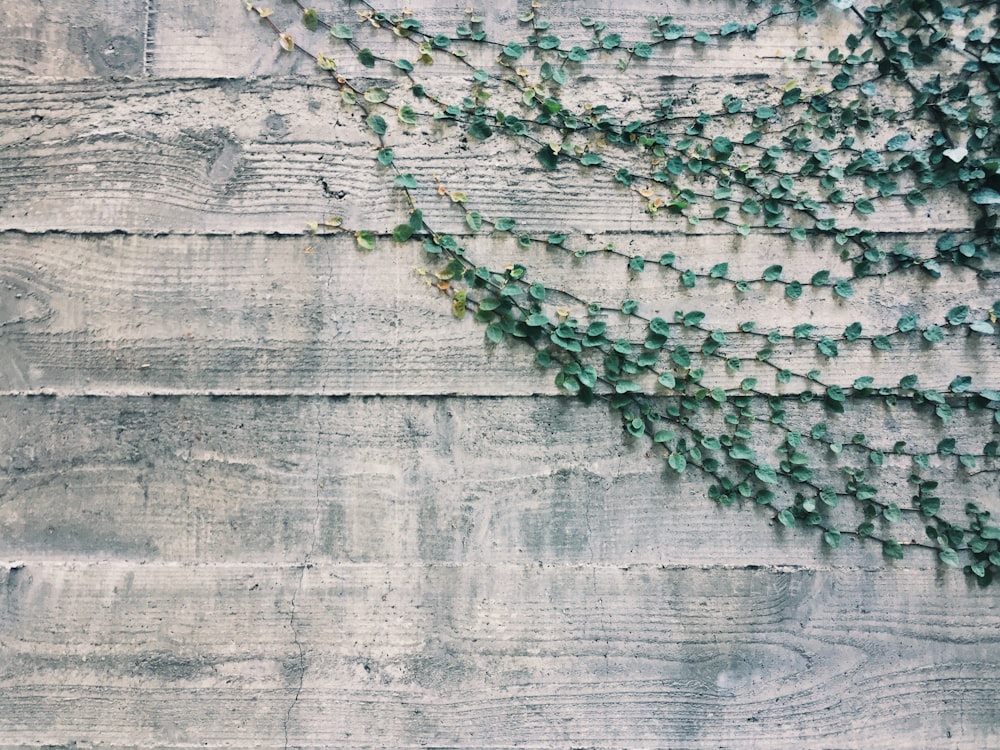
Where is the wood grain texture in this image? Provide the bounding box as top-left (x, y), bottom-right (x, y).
top-left (3, 1), bottom-right (999, 747)
top-left (0, 77), bottom-right (975, 235)
top-left (1, 561), bottom-right (998, 749)
top-left (149, 0), bottom-right (869, 81)
top-left (1, 231), bottom-right (995, 395)
top-left (0, 0), bottom-right (146, 79)
top-left (1, 395), bottom-right (995, 568)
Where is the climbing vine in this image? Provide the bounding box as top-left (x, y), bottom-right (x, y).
top-left (245, 0), bottom-right (1000, 584)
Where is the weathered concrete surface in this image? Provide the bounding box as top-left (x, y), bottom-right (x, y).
top-left (6, 394), bottom-right (995, 567)
top-left (1, 232), bottom-right (995, 394)
top-left (0, 0), bottom-right (147, 78)
top-left (0, 77), bottom-right (975, 235)
top-left (1, 1), bottom-right (999, 748)
top-left (2, 561), bottom-right (997, 749)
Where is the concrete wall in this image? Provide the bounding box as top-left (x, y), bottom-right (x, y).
top-left (1, 1), bottom-right (998, 747)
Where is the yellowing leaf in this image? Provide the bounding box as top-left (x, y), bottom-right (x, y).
top-left (364, 87), bottom-right (389, 103)
top-left (452, 289), bottom-right (467, 319)
top-left (256, 7), bottom-right (274, 18)
top-left (279, 33), bottom-right (294, 51)
top-left (316, 54), bottom-right (336, 70)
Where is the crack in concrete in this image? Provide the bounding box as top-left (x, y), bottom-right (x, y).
top-left (283, 400), bottom-right (325, 750)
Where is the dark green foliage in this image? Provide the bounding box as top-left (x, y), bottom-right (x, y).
top-left (248, 0), bottom-right (1000, 587)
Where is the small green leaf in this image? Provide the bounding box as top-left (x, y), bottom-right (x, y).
top-left (820, 487), bottom-right (838, 508)
top-left (938, 548), bottom-right (960, 567)
top-left (823, 529), bottom-right (841, 548)
top-left (503, 43), bottom-right (524, 59)
top-left (817, 338), bottom-right (838, 358)
top-left (494, 217), bottom-right (516, 232)
top-left (376, 148), bottom-right (395, 166)
top-left (302, 8), bottom-right (319, 31)
top-left (397, 105), bottom-right (418, 125)
top-left (366, 115), bottom-right (388, 135)
top-left (762, 264), bottom-right (783, 282)
top-left (466, 211), bottom-right (482, 232)
top-left (946, 305), bottom-right (969, 325)
top-left (485, 323), bottom-right (503, 343)
top-left (668, 452), bottom-right (687, 473)
top-left (615, 380), bottom-right (642, 393)
top-left (536, 145), bottom-right (559, 170)
top-left (355, 230), bottom-right (375, 251)
top-left (408, 208), bottom-right (423, 231)
top-left (683, 310), bottom-right (706, 327)
top-left (886, 133), bottom-right (910, 151)
top-left (778, 509), bottom-right (795, 527)
top-left (468, 117), bottom-right (493, 140)
top-left (649, 317), bottom-right (670, 336)
top-left (601, 33), bottom-right (621, 50)
top-left (882, 539), bottom-right (904, 560)
top-left (709, 262), bottom-right (728, 279)
top-left (949, 375), bottom-right (972, 393)
top-left (855, 198), bottom-right (875, 215)
top-left (525, 313), bottom-right (549, 327)
top-left (580, 153), bottom-right (603, 166)
top-left (923, 325), bottom-right (945, 343)
top-left (394, 173), bottom-right (418, 189)
top-left (452, 289), bottom-right (466, 319)
top-left (331, 23), bottom-right (353, 39)
top-left (883, 503), bottom-right (902, 523)
top-left (833, 279), bottom-right (854, 299)
top-left (392, 223), bottom-right (414, 242)
top-left (971, 188), bottom-right (1000, 205)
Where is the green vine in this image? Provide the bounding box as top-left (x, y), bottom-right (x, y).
top-left (245, 0), bottom-right (1000, 584)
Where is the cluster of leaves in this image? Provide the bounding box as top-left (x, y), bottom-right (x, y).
top-left (246, 0), bottom-right (1000, 585)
